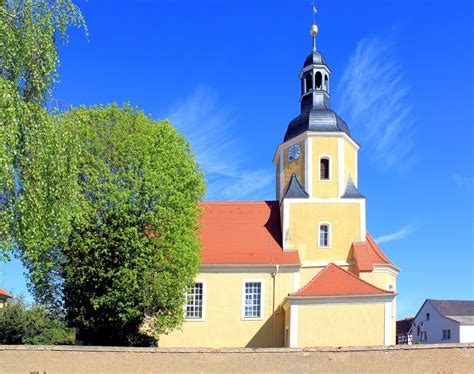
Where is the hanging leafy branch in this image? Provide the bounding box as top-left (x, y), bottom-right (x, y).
top-left (0, 0), bottom-right (86, 309)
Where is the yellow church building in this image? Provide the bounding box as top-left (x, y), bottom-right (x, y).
top-left (159, 20), bottom-right (399, 348)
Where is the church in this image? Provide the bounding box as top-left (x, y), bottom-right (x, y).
top-left (159, 19), bottom-right (399, 348)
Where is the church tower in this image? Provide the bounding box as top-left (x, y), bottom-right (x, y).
top-left (274, 22), bottom-right (367, 284)
top-left (160, 9), bottom-right (399, 350)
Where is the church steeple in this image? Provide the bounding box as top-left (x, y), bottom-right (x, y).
top-left (300, 23), bottom-right (331, 109)
top-left (283, 18), bottom-right (352, 143)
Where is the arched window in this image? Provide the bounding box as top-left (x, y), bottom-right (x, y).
top-left (305, 73), bottom-right (312, 93)
top-left (320, 157), bottom-right (330, 180)
top-left (324, 74), bottom-right (328, 90)
top-left (315, 71), bottom-right (322, 89)
top-left (319, 223), bottom-right (330, 247)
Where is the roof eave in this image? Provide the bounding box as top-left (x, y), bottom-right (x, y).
top-left (201, 262), bottom-right (301, 268)
top-left (287, 292), bottom-right (397, 300)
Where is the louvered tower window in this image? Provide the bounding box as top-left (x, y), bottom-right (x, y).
top-left (320, 158), bottom-right (330, 180)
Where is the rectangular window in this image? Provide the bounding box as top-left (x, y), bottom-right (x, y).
top-left (243, 282), bottom-right (262, 319)
top-left (320, 158), bottom-right (330, 180)
top-left (319, 224), bottom-right (330, 247)
top-left (421, 331), bottom-right (427, 341)
top-left (426, 313), bottom-right (430, 321)
top-left (185, 283), bottom-right (204, 320)
top-left (442, 329), bottom-right (451, 340)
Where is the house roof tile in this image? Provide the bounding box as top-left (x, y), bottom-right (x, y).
top-left (352, 233), bottom-right (398, 272)
top-left (290, 263), bottom-right (393, 297)
top-left (199, 201), bottom-right (300, 266)
top-left (0, 288), bottom-right (12, 298)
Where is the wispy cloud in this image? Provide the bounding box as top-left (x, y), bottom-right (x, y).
top-left (168, 87), bottom-right (273, 201)
top-left (336, 37), bottom-right (415, 170)
top-left (453, 173), bottom-right (474, 191)
top-left (374, 224), bottom-right (418, 244)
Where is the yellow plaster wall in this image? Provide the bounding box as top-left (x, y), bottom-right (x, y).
top-left (288, 202), bottom-right (360, 263)
top-left (297, 302), bottom-right (385, 347)
top-left (343, 139), bottom-right (358, 187)
top-left (311, 137), bottom-right (338, 198)
top-left (359, 271), bottom-right (398, 345)
top-left (283, 140), bottom-right (305, 193)
top-left (359, 271), bottom-right (396, 293)
top-left (159, 270), bottom-right (295, 348)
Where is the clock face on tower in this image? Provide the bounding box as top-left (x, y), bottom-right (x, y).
top-left (288, 143), bottom-right (301, 161)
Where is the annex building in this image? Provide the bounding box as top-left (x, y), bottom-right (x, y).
top-left (159, 21), bottom-right (399, 348)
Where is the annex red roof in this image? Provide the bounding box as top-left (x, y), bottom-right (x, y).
top-left (0, 288), bottom-right (12, 298)
top-left (290, 263), bottom-right (393, 297)
top-left (352, 233), bottom-right (398, 272)
top-left (199, 201), bottom-right (300, 265)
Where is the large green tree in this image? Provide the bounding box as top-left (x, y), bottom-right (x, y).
top-left (1, 0), bottom-right (206, 345)
top-left (59, 104), bottom-right (205, 345)
top-left (0, 0), bottom-right (86, 305)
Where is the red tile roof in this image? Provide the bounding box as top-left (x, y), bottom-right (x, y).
top-left (0, 288), bottom-right (12, 298)
top-left (396, 317), bottom-right (414, 335)
top-left (290, 263), bottom-right (393, 297)
top-left (199, 201), bottom-right (300, 266)
top-left (352, 233), bottom-right (398, 272)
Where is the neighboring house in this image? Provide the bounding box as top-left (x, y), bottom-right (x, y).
top-left (0, 288), bottom-right (12, 308)
top-left (159, 19), bottom-right (399, 348)
top-left (396, 317), bottom-right (414, 344)
top-left (410, 300), bottom-right (474, 344)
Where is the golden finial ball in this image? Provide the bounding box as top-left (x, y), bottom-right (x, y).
top-left (310, 24), bottom-right (318, 37)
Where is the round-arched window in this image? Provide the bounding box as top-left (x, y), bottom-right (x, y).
top-left (315, 71), bottom-right (322, 89)
top-left (305, 73), bottom-right (313, 93)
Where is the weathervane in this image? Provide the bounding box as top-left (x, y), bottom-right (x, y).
top-left (310, 1), bottom-right (318, 51)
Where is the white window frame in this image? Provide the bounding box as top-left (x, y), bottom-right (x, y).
top-left (442, 329), bottom-right (451, 340)
top-left (184, 279), bottom-right (206, 322)
top-left (241, 279), bottom-right (264, 321)
top-left (318, 222), bottom-right (331, 248)
top-left (318, 155), bottom-right (332, 181)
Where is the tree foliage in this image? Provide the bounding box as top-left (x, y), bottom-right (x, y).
top-left (0, 0), bottom-right (85, 278)
top-left (58, 104), bottom-right (205, 345)
top-left (1, 0), bottom-right (206, 345)
top-left (0, 295), bottom-right (75, 345)
top-left (1, 0), bottom-right (86, 103)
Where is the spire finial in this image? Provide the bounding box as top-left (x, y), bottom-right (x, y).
top-left (310, 1), bottom-right (318, 51)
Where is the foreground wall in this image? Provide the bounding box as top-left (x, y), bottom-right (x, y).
top-left (1, 344), bottom-right (472, 373)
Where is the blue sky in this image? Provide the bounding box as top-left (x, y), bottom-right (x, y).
top-left (1, 0), bottom-right (473, 319)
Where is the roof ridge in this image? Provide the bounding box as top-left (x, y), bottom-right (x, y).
top-left (292, 263), bottom-right (331, 294)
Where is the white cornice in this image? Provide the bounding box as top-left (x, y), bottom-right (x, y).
top-left (200, 264), bottom-right (300, 273)
top-left (372, 264), bottom-right (400, 275)
top-left (287, 294), bottom-right (396, 305)
top-left (273, 131), bottom-right (360, 164)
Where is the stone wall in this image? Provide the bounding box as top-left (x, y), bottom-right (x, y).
top-left (0, 343), bottom-right (472, 373)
